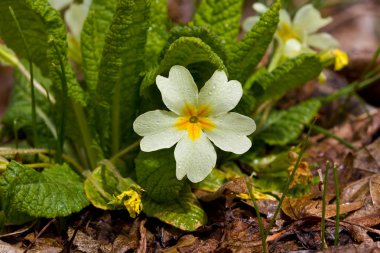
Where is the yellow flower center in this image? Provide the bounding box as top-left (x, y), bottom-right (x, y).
top-left (277, 22), bottom-right (301, 43)
top-left (175, 104), bottom-right (215, 141)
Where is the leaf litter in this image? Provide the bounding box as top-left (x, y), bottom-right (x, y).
top-left (1, 0), bottom-right (380, 252)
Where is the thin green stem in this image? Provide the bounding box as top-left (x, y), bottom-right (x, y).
top-left (111, 79), bottom-right (121, 155)
top-left (51, 39), bottom-right (68, 164)
top-left (265, 119), bottom-right (315, 238)
top-left (320, 73), bottom-right (380, 104)
top-left (25, 163), bottom-right (52, 169)
top-left (321, 161), bottom-right (331, 250)
top-left (110, 140), bottom-right (140, 162)
top-left (246, 177), bottom-right (267, 253)
top-left (309, 125), bottom-right (356, 151)
top-left (333, 163), bottom-right (340, 246)
top-left (9, 7), bottom-right (37, 147)
top-left (72, 103), bottom-right (97, 170)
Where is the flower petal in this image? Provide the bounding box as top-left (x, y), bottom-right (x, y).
top-left (293, 4), bottom-right (332, 34)
top-left (156, 65), bottom-right (198, 115)
top-left (133, 110), bottom-right (184, 151)
top-left (198, 70), bottom-right (243, 116)
top-left (279, 9), bottom-right (291, 25)
top-left (174, 132), bottom-right (216, 183)
top-left (307, 33), bottom-right (339, 50)
top-left (205, 112), bottom-right (256, 154)
top-left (242, 16), bottom-right (260, 32)
top-left (283, 39), bottom-right (302, 58)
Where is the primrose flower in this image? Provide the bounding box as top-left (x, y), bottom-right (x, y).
top-left (116, 190), bottom-right (142, 218)
top-left (244, 4), bottom-right (340, 71)
top-left (274, 4), bottom-right (338, 58)
top-left (133, 66), bottom-right (256, 183)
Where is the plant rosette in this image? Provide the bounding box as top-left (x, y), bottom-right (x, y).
top-left (133, 65), bottom-right (256, 183)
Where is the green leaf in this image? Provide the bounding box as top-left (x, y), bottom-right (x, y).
top-left (0, 0), bottom-right (85, 104)
top-left (81, 0), bottom-right (117, 92)
top-left (193, 0), bottom-right (243, 45)
top-left (0, 161), bottom-right (89, 223)
top-left (140, 37), bottom-right (227, 92)
top-left (163, 26), bottom-right (227, 62)
top-left (192, 169), bottom-right (227, 192)
top-left (84, 165), bottom-right (137, 210)
top-left (227, 0), bottom-right (280, 83)
top-left (143, 186), bottom-right (207, 231)
top-left (145, 0), bottom-right (169, 69)
top-left (253, 54), bottom-right (323, 101)
top-left (1, 65), bottom-right (56, 146)
top-left (258, 99), bottom-right (321, 145)
top-left (95, 0), bottom-right (149, 151)
top-left (135, 149), bottom-right (186, 202)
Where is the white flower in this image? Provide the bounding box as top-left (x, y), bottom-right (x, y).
top-left (275, 4), bottom-right (338, 59)
top-left (133, 66), bottom-right (256, 183)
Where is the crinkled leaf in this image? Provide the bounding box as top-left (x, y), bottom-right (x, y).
top-left (84, 165), bottom-right (137, 210)
top-left (135, 149), bottom-right (186, 202)
top-left (140, 37), bottom-right (226, 92)
top-left (227, 0), bottom-right (280, 83)
top-left (253, 54), bottom-right (323, 101)
top-left (0, 0), bottom-right (85, 104)
top-left (95, 0), bottom-right (149, 151)
top-left (0, 161), bottom-right (88, 223)
top-left (258, 99), bottom-right (321, 145)
top-left (145, 0), bottom-right (168, 68)
top-left (81, 0), bottom-right (117, 92)
top-left (163, 26), bottom-right (227, 62)
top-left (143, 186), bottom-right (207, 231)
top-left (193, 0), bottom-right (243, 45)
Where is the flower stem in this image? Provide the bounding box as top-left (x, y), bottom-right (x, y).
top-left (72, 103), bottom-right (97, 170)
top-left (110, 140), bottom-right (140, 162)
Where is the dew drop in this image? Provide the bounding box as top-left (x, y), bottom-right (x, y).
top-left (208, 91), bottom-right (212, 95)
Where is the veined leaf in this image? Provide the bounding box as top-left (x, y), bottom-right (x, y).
top-left (163, 26), bottom-right (227, 62)
top-left (228, 0), bottom-right (280, 83)
top-left (84, 165), bottom-right (138, 210)
top-left (95, 0), bottom-right (149, 152)
top-left (145, 0), bottom-right (168, 69)
top-left (140, 36), bottom-right (226, 92)
top-left (253, 54), bottom-right (323, 101)
top-left (193, 0), bottom-right (243, 46)
top-left (81, 0), bottom-right (117, 92)
top-left (135, 150), bottom-right (186, 202)
top-left (143, 186), bottom-right (207, 231)
top-left (258, 99), bottom-right (321, 145)
top-left (0, 0), bottom-right (85, 104)
top-left (0, 161), bottom-right (89, 223)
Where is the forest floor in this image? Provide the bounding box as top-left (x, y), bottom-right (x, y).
top-left (0, 0), bottom-right (380, 252)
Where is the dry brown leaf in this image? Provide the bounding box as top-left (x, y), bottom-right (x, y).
top-left (282, 196), bottom-right (363, 220)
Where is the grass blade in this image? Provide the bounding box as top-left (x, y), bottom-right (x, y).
top-left (321, 161), bottom-right (331, 250)
top-left (9, 6), bottom-right (37, 147)
top-left (333, 163), bottom-right (340, 245)
top-left (246, 177), bottom-right (267, 253)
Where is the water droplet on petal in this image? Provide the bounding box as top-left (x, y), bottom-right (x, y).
top-left (208, 92), bottom-right (212, 95)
